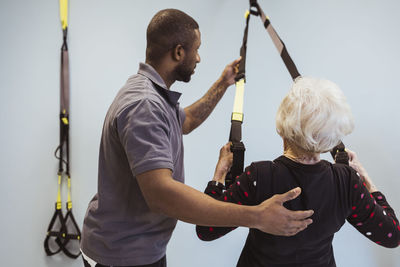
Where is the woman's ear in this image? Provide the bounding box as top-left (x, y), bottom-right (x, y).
top-left (172, 44), bottom-right (185, 62)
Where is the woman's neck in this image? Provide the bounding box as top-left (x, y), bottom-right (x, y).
top-left (283, 139), bottom-right (320, 165)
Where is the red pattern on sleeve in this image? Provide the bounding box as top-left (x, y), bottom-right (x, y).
top-left (347, 170), bottom-right (400, 248)
top-left (196, 164), bottom-right (258, 241)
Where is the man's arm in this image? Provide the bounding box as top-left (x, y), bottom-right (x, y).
top-left (137, 168), bottom-right (314, 236)
top-left (182, 58), bottom-right (240, 134)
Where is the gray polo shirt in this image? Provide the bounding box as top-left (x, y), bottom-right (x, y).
top-left (81, 63), bottom-right (186, 266)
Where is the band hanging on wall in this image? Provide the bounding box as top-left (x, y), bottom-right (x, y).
top-left (226, 0), bottom-right (349, 187)
top-left (44, 0), bottom-right (81, 259)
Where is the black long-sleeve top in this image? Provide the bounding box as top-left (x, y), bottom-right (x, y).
top-left (196, 156), bottom-right (400, 267)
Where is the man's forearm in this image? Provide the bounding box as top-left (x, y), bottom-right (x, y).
top-left (139, 169), bottom-right (257, 227)
top-left (138, 168), bottom-right (314, 236)
top-left (183, 78), bottom-right (230, 134)
top-left (158, 178), bottom-right (257, 227)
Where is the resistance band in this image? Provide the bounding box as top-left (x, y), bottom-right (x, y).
top-left (226, 0), bottom-right (348, 186)
top-left (44, 0), bottom-right (81, 259)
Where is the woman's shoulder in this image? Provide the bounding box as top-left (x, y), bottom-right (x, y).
top-left (331, 162), bottom-right (357, 179)
top-left (248, 160), bottom-right (276, 175)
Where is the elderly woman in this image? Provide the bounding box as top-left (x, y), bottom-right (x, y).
top-left (196, 77), bottom-right (399, 266)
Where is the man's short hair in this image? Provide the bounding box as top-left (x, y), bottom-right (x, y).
top-left (276, 77), bottom-right (354, 153)
top-left (146, 9), bottom-right (199, 63)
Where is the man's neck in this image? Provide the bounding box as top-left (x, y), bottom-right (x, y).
top-left (146, 60), bottom-right (175, 89)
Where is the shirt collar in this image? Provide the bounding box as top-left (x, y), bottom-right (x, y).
top-left (137, 62), bottom-right (182, 105)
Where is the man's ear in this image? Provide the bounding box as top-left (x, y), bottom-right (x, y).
top-left (172, 44), bottom-right (185, 62)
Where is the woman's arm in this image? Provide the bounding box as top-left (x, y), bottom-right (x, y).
top-left (196, 164), bottom-right (258, 241)
top-left (347, 149), bottom-right (378, 192)
top-left (346, 150), bottom-right (399, 248)
top-left (196, 144), bottom-right (258, 240)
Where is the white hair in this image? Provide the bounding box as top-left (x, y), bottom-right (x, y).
top-left (276, 76), bottom-right (354, 153)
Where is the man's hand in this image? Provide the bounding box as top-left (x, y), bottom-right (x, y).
top-left (182, 57), bottom-right (242, 135)
top-left (253, 187), bottom-right (314, 236)
top-left (137, 170), bottom-right (312, 234)
top-left (219, 57), bottom-right (241, 87)
top-left (212, 142), bottom-right (233, 184)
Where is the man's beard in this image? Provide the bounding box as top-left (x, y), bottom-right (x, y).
top-left (175, 60), bottom-right (194, 83)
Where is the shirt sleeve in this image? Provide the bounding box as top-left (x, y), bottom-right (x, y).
top-left (196, 164), bottom-right (258, 241)
top-left (117, 98), bottom-right (174, 176)
top-left (346, 170), bottom-right (400, 248)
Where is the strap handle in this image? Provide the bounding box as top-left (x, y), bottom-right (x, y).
top-left (61, 175), bottom-right (82, 258)
top-left (44, 174), bottom-right (81, 258)
top-left (44, 206), bottom-right (82, 258)
top-left (57, 205), bottom-right (82, 259)
top-left (44, 203), bottom-right (66, 256)
top-left (330, 141), bottom-right (349, 165)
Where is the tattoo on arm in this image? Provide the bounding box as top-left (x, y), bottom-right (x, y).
top-left (184, 80), bottom-right (228, 133)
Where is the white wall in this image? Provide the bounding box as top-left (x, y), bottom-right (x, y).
top-left (0, 0), bottom-right (399, 266)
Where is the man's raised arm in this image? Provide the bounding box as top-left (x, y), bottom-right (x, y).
top-left (182, 58), bottom-right (240, 134)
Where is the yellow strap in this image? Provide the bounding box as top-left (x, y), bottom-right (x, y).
top-left (244, 10), bottom-right (250, 19)
top-left (232, 79), bottom-right (245, 122)
top-left (67, 176), bottom-right (72, 210)
top-left (59, 0), bottom-right (68, 30)
top-left (56, 175), bottom-right (62, 210)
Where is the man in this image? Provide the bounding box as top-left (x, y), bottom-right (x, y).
top-left (81, 9), bottom-right (314, 267)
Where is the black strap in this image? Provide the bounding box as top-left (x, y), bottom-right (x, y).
top-left (251, 1), bottom-right (349, 165)
top-left (225, 141), bottom-right (245, 187)
top-left (330, 141), bottom-right (349, 165)
top-left (225, 7), bottom-right (254, 187)
top-left (228, 0), bottom-right (349, 170)
top-left (235, 8), bottom-right (253, 82)
top-left (44, 205), bottom-right (81, 259)
top-left (44, 205), bottom-right (66, 256)
top-left (57, 206), bottom-right (82, 259)
top-left (250, 1), bottom-right (300, 80)
top-left (44, 22), bottom-right (81, 259)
